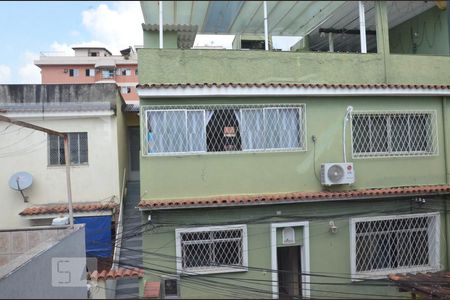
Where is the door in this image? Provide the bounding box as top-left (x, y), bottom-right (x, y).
top-left (128, 126), bottom-right (140, 181)
top-left (277, 246), bottom-right (302, 299)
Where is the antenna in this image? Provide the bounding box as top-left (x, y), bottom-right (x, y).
top-left (8, 171), bottom-right (33, 202)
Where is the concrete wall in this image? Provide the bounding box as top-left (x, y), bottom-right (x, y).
top-left (0, 115), bottom-right (121, 229)
top-left (137, 49), bottom-right (450, 85)
top-left (139, 96), bottom-right (447, 200)
top-left (0, 225), bottom-right (87, 299)
top-left (390, 6), bottom-right (449, 56)
top-left (142, 198), bottom-right (449, 298)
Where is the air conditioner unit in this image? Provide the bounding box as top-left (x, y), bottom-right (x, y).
top-left (321, 163), bottom-right (355, 186)
top-left (161, 276), bottom-right (180, 299)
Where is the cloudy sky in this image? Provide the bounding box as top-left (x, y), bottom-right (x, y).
top-left (0, 1), bottom-right (300, 84)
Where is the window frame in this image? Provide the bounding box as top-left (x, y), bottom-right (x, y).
top-left (69, 69), bottom-right (79, 77)
top-left (85, 68), bottom-right (95, 77)
top-left (47, 132), bottom-right (89, 166)
top-left (175, 224), bottom-right (248, 275)
top-left (349, 212), bottom-right (440, 280)
top-left (142, 104), bottom-right (306, 157)
top-left (351, 110), bottom-right (438, 159)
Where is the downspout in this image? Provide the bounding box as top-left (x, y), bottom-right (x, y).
top-left (159, 1), bottom-right (163, 49)
top-left (263, 1), bottom-right (269, 51)
top-left (358, 1), bottom-right (367, 53)
top-left (442, 97), bottom-right (450, 270)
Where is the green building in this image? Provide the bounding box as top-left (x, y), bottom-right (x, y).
top-left (135, 1), bottom-right (450, 298)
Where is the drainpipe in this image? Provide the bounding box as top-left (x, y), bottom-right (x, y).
top-left (358, 1), bottom-right (367, 53)
top-left (263, 1), bottom-right (269, 51)
top-left (159, 1), bottom-right (163, 49)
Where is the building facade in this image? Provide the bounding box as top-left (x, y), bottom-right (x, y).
top-left (136, 1), bottom-right (450, 299)
top-left (34, 47), bottom-right (139, 102)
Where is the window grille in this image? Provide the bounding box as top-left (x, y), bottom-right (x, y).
top-left (101, 69), bottom-right (114, 79)
top-left (69, 69), bottom-right (79, 77)
top-left (351, 111), bottom-right (437, 158)
top-left (48, 132), bottom-right (88, 166)
top-left (142, 104), bottom-right (306, 156)
top-left (350, 213), bottom-right (440, 279)
top-left (176, 225), bottom-right (248, 274)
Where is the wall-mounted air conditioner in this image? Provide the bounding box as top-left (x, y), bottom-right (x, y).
top-left (161, 276), bottom-right (180, 299)
top-left (321, 163), bottom-right (355, 186)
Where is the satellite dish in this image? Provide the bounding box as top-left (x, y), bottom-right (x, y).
top-left (9, 171), bottom-right (33, 202)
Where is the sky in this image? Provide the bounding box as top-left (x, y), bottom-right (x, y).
top-left (0, 1), bottom-right (301, 84)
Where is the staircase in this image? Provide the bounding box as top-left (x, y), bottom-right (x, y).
top-left (116, 181), bottom-right (143, 299)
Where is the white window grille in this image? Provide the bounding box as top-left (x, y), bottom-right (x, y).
top-left (351, 111), bottom-right (438, 158)
top-left (142, 104), bottom-right (306, 156)
top-left (175, 225), bottom-right (248, 274)
top-left (121, 68), bottom-right (131, 76)
top-left (85, 68), bottom-right (95, 77)
top-left (48, 132), bottom-right (88, 166)
top-left (350, 212), bottom-right (440, 279)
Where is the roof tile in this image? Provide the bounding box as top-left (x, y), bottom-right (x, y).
top-left (139, 184), bottom-right (450, 210)
top-left (89, 267), bottom-right (144, 281)
top-left (20, 201), bottom-right (118, 216)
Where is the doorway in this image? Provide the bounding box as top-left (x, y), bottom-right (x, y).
top-left (277, 246), bottom-right (302, 299)
top-left (128, 126), bottom-right (140, 181)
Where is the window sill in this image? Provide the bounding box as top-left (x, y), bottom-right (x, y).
top-left (351, 265), bottom-right (440, 281)
top-left (143, 148), bottom-right (307, 158)
top-left (179, 266), bottom-right (247, 276)
top-left (47, 164), bottom-right (89, 168)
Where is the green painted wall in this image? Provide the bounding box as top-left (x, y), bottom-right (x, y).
top-left (390, 6), bottom-right (449, 56)
top-left (137, 49), bottom-right (450, 85)
top-left (141, 198), bottom-right (449, 298)
top-left (143, 30), bottom-right (178, 49)
top-left (139, 96), bottom-right (446, 200)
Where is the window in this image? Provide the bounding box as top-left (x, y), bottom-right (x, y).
top-left (135, 69), bottom-right (138, 75)
top-left (121, 86), bottom-right (132, 94)
top-left (143, 105), bottom-right (305, 155)
top-left (175, 225), bottom-right (248, 274)
top-left (69, 69), bottom-right (79, 77)
top-left (101, 69), bottom-right (114, 79)
top-left (88, 51), bottom-right (99, 57)
top-left (121, 68), bottom-right (131, 76)
top-left (48, 132), bottom-right (88, 165)
top-left (352, 111), bottom-right (437, 158)
top-left (85, 69), bottom-right (95, 77)
top-left (350, 213), bottom-right (440, 279)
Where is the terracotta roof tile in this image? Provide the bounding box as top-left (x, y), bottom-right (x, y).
top-left (139, 184), bottom-right (450, 210)
top-left (19, 201), bottom-right (118, 216)
top-left (89, 267), bottom-right (144, 281)
top-left (389, 272), bottom-right (450, 298)
top-left (144, 281), bottom-right (160, 298)
top-left (137, 82), bottom-right (450, 90)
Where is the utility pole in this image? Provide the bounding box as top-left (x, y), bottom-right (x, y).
top-left (0, 115), bottom-right (74, 227)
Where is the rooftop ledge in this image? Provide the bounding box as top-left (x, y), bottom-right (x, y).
top-left (137, 49), bottom-right (450, 86)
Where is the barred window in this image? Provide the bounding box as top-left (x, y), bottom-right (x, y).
top-left (352, 111), bottom-right (437, 158)
top-left (48, 132), bottom-right (88, 166)
top-left (176, 225), bottom-right (248, 274)
top-left (350, 213), bottom-right (440, 279)
top-left (143, 105), bottom-right (305, 155)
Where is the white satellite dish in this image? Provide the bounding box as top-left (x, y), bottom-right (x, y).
top-left (8, 171), bottom-right (33, 202)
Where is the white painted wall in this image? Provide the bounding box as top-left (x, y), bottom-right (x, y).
top-left (0, 114), bottom-right (120, 229)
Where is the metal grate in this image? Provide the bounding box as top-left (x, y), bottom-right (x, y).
top-left (178, 226), bottom-right (247, 273)
top-left (351, 213), bottom-right (440, 278)
top-left (142, 104), bottom-right (306, 156)
top-left (351, 111), bottom-right (438, 158)
top-left (48, 132), bottom-right (88, 165)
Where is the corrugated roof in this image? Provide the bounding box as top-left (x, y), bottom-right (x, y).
top-left (137, 82), bottom-right (450, 90)
top-left (20, 201), bottom-right (118, 216)
top-left (89, 267), bottom-right (144, 281)
top-left (139, 185), bottom-right (450, 210)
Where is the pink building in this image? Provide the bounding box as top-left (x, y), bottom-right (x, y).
top-left (34, 47), bottom-right (139, 102)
